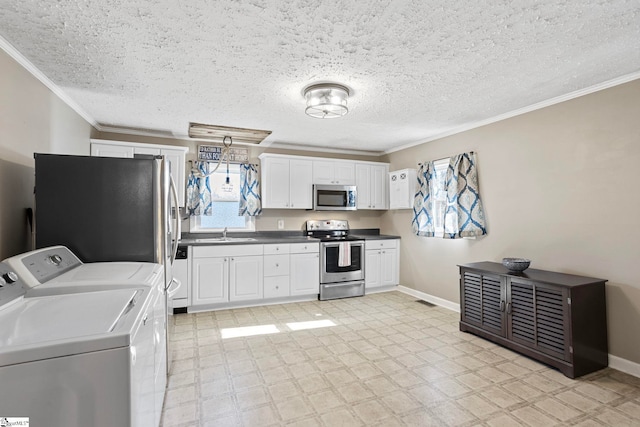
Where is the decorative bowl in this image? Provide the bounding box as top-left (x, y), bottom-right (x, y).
top-left (502, 258), bottom-right (531, 272)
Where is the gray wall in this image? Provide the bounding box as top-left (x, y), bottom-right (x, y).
top-left (383, 78), bottom-right (640, 365)
top-left (0, 49), bottom-right (92, 259)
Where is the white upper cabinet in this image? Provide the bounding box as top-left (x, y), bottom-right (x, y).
top-left (312, 160), bottom-right (355, 185)
top-left (356, 163), bottom-right (388, 210)
top-left (260, 154), bottom-right (390, 210)
top-left (91, 143), bottom-right (134, 158)
top-left (389, 169), bottom-right (417, 210)
top-left (90, 139), bottom-right (188, 206)
top-left (260, 154), bottom-right (313, 209)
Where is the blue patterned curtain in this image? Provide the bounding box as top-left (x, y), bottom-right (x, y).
top-left (412, 161), bottom-right (437, 236)
top-left (239, 163), bottom-right (262, 216)
top-left (443, 152), bottom-right (487, 238)
top-left (185, 161), bottom-right (213, 216)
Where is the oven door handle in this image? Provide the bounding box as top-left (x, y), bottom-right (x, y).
top-left (322, 242), bottom-right (364, 248)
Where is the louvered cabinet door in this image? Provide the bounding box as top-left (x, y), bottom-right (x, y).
top-left (507, 279), bottom-right (570, 361)
top-left (461, 271), bottom-right (505, 337)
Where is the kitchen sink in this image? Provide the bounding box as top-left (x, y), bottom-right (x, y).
top-left (193, 237), bottom-right (258, 243)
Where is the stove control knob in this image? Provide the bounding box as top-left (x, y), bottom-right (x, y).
top-left (48, 254), bottom-right (63, 265)
top-left (0, 276), bottom-right (6, 286)
top-left (3, 271), bottom-right (18, 283)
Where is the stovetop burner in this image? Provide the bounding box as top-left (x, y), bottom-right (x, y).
top-left (305, 219), bottom-right (361, 242)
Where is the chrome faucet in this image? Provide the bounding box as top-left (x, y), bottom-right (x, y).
top-left (223, 227), bottom-right (228, 239)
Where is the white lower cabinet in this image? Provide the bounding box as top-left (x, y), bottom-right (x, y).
top-left (229, 256), bottom-right (263, 301)
top-left (262, 243), bottom-right (320, 298)
top-left (190, 242), bottom-right (320, 308)
top-left (191, 245), bottom-right (264, 307)
top-left (263, 244), bottom-right (291, 299)
top-left (290, 243), bottom-right (320, 296)
top-left (365, 239), bottom-right (400, 290)
top-left (192, 257), bottom-right (228, 305)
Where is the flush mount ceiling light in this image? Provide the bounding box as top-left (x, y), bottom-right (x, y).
top-left (304, 83), bottom-right (350, 119)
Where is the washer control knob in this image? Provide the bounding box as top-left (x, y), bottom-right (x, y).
top-left (48, 254), bottom-right (62, 265)
top-left (3, 271), bottom-right (18, 283)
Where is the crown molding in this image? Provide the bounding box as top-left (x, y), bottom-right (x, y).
top-left (264, 142), bottom-right (383, 157)
top-left (0, 34), bottom-right (99, 128)
top-left (4, 31), bottom-right (638, 157)
top-left (385, 70), bottom-right (640, 155)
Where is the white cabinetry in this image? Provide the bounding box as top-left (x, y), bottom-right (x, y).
top-left (259, 155), bottom-right (313, 209)
top-left (356, 163), bottom-right (388, 210)
top-left (290, 242), bottom-right (320, 296)
top-left (191, 245), bottom-right (263, 307)
top-left (259, 154), bottom-right (392, 211)
top-left (91, 139), bottom-right (188, 206)
top-left (389, 169), bottom-right (417, 209)
top-left (91, 143), bottom-right (134, 158)
top-left (192, 256), bottom-right (228, 305)
top-left (365, 239), bottom-right (400, 290)
top-left (263, 244), bottom-right (291, 299)
top-left (313, 160), bottom-right (356, 185)
top-left (229, 255), bottom-right (263, 301)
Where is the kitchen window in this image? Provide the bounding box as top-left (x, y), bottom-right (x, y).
top-left (189, 164), bottom-right (255, 232)
top-left (432, 159), bottom-right (449, 238)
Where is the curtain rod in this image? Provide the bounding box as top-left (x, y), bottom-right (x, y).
top-left (188, 159), bottom-right (252, 165)
top-left (418, 151), bottom-right (475, 166)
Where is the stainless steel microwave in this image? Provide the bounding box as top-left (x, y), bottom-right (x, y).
top-left (313, 185), bottom-right (357, 211)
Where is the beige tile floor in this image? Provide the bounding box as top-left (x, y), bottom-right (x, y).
top-left (161, 291), bottom-right (640, 427)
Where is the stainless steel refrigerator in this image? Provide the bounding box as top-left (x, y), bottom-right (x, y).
top-left (34, 153), bottom-right (181, 374)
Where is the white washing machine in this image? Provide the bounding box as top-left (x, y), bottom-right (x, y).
top-left (5, 245), bottom-right (164, 296)
top-left (0, 260), bottom-right (158, 426)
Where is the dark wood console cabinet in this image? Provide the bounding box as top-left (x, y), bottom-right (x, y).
top-left (459, 262), bottom-right (608, 378)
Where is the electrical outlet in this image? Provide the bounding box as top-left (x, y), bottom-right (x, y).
top-left (277, 219), bottom-right (284, 230)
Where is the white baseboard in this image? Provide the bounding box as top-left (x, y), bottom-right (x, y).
top-left (396, 286), bottom-right (639, 379)
top-left (397, 285), bottom-right (460, 313)
top-left (609, 355), bottom-right (640, 378)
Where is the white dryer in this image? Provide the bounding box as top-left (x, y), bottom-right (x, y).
top-left (0, 260), bottom-right (158, 427)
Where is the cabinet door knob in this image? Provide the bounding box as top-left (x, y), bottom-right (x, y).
top-left (500, 300), bottom-right (505, 312)
top-left (506, 302), bottom-right (512, 314)
top-left (275, 263), bottom-right (279, 267)
top-left (275, 286), bottom-right (279, 290)
top-left (231, 258), bottom-right (234, 261)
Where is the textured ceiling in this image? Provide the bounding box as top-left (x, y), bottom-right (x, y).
top-left (1, 0), bottom-right (639, 154)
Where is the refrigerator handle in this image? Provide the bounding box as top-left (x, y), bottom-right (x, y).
top-left (169, 175), bottom-right (181, 264)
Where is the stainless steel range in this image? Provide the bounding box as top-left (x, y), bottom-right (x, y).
top-left (306, 220), bottom-right (365, 300)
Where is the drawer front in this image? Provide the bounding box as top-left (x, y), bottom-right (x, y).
top-left (193, 244), bottom-right (264, 258)
top-left (264, 254), bottom-right (290, 277)
top-left (264, 276), bottom-right (290, 298)
top-left (264, 244), bottom-right (290, 255)
top-left (290, 242), bottom-right (319, 254)
top-left (365, 239), bottom-right (397, 250)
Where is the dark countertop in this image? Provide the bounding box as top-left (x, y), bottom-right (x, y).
top-left (179, 229), bottom-right (400, 246)
top-left (459, 262), bottom-right (607, 287)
